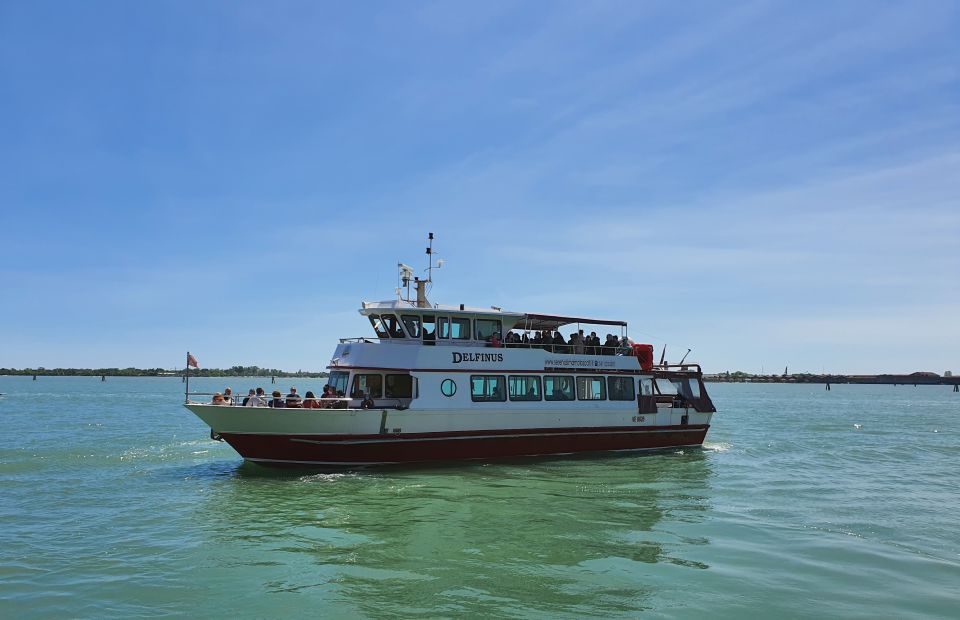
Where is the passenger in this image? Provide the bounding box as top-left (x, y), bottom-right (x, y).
top-left (211, 392), bottom-right (226, 405)
top-left (572, 332), bottom-right (585, 355)
top-left (587, 332), bottom-right (598, 355)
top-left (490, 332), bottom-right (502, 348)
top-left (532, 331), bottom-right (543, 349)
top-left (268, 390), bottom-right (285, 408)
top-left (241, 388), bottom-right (255, 406)
top-left (245, 387), bottom-right (267, 407)
top-left (553, 331), bottom-right (566, 353)
top-left (222, 387), bottom-right (234, 405)
top-left (521, 332), bottom-right (530, 346)
top-left (285, 386), bottom-right (302, 408)
top-left (302, 391), bottom-right (322, 408)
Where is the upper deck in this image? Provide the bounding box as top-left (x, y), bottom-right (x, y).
top-left (352, 299), bottom-right (629, 354)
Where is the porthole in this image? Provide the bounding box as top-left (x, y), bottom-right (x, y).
top-left (441, 379), bottom-right (457, 397)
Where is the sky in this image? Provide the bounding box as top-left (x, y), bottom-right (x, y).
top-left (1, 1), bottom-right (958, 374)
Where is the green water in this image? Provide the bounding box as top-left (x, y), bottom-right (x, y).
top-left (1, 377), bottom-right (958, 618)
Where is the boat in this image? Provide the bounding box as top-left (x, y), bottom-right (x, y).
top-left (184, 235), bottom-right (716, 467)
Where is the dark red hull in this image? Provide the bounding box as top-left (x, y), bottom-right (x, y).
top-left (220, 424), bottom-right (710, 466)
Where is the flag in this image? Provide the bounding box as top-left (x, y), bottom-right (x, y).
top-left (187, 353), bottom-right (199, 369)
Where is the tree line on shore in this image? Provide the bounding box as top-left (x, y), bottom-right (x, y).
top-left (0, 366), bottom-right (328, 378)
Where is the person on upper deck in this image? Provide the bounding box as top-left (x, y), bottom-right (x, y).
top-left (553, 331), bottom-right (566, 352)
top-left (268, 390), bottom-right (285, 408)
top-left (302, 391), bottom-right (322, 408)
top-left (572, 332), bottom-right (585, 355)
top-left (286, 387), bottom-right (302, 408)
top-left (211, 392), bottom-right (226, 405)
top-left (241, 389), bottom-right (255, 406)
top-left (222, 387), bottom-right (234, 405)
top-left (532, 331), bottom-right (544, 348)
top-left (603, 334), bottom-right (618, 356)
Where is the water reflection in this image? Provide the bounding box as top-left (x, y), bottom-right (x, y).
top-left (192, 451), bottom-right (714, 617)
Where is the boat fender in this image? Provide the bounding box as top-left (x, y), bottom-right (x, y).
top-left (210, 429), bottom-right (223, 442)
top-left (361, 397), bottom-right (376, 409)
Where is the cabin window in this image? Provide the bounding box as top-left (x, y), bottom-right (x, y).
top-left (671, 378), bottom-right (700, 399)
top-left (401, 315), bottom-right (422, 338)
top-left (441, 379), bottom-right (457, 397)
top-left (656, 378), bottom-right (678, 395)
top-left (544, 375), bottom-right (575, 401)
top-left (451, 317), bottom-right (470, 340)
top-left (475, 319), bottom-right (502, 341)
top-left (327, 371), bottom-right (349, 397)
top-left (385, 374), bottom-right (413, 398)
top-left (422, 315), bottom-right (436, 343)
top-left (381, 314), bottom-right (405, 339)
top-left (508, 375), bottom-right (541, 401)
top-left (640, 378), bottom-right (654, 396)
top-left (607, 376), bottom-right (636, 401)
top-left (368, 315), bottom-right (390, 339)
top-left (470, 375), bottom-right (506, 402)
top-left (577, 376), bottom-right (606, 400)
top-left (438, 317), bottom-right (450, 339)
top-left (351, 374), bottom-right (383, 398)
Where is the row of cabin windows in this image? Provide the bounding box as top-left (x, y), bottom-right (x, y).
top-left (368, 313), bottom-right (501, 342)
top-left (470, 375), bottom-right (641, 403)
top-left (349, 373), bottom-right (415, 399)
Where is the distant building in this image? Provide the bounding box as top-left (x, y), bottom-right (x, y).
top-left (945, 371), bottom-right (953, 377)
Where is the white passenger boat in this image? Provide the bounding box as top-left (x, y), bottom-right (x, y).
top-left (184, 237), bottom-right (716, 467)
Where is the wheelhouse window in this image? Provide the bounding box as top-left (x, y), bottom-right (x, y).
top-left (544, 375), bottom-right (575, 401)
top-left (438, 317), bottom-right (450, 339)
top-left (577, 376), bottom-right (606, 400)
top-left (470, 375), bottom-right (506, 402)
top-left (351, 374), bottom-right (383, 398)
top-left (327, 371), bottom-right (349, 397)
top-left (475, 319), bottom-right (502, 341)
top-left (671, 378), bottom-right (701, 399)
top-left (451, 317), bottom-right (470, 340)
top-left (401, 315), bottom-right (421, 339)
top-left (385, 374), bottom-right (414, 398)
top-left (508, 375), bottom-right (541, 401)
top-left (640, 378), bottom-right (654, 396)
top-left (368, 315), bottom-right (390, 339)
top-left (422, 315), bottom-right (436, 343)
top-left (381, 314), bottom-right (405, 339)
top-left (607, 376), bottom-right (636, 401)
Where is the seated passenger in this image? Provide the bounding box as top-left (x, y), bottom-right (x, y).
top-left (222, 387), bottom-right (234, 405)
top-left (211, 392), bottom-right (226, 405)
top-left (245, 387), bottom-right (267, 407)
top-left (490, 332), bottom-right (502, 348)
top-left (285, 386), bottom-right (302, 408)
top-left (268, 390), bottom-right (285, 408)
top-left (241, 388), bottom-right (255, 406)
top-left (302, 391), bottom-right (322, 408)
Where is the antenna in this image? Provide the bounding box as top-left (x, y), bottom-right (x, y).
top-left (426, 232), bottom-right (434, 283)
top-left (679, 348), bottom-right (692, 365)
top-left (659, 345), bottom-right (667, 366)
top-left (398, 263), bottom-right (414, 301)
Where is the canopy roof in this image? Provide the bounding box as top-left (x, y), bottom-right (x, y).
top-left (520, 313), bottom-right (627, 331)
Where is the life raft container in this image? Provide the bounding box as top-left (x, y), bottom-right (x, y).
top-left (631, 343), bottom-right (655, 371)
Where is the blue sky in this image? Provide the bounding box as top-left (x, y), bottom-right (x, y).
top-left (1, 1), bottom-right (958, 374)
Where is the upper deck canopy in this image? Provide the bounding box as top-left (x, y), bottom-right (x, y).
top-left (520, 313), bottom-right (627, 331)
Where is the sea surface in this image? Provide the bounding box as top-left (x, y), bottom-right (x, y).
top-left (0, 377), bottom-right (958, 619)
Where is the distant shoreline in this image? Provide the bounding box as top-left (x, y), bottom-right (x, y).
top-left (705, 372), bottom-right (958, 386)
top-left (0, 367), bottom-right (328, 379)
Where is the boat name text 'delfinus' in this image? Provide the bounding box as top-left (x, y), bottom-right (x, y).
top-left (452, 352), bottom-right (504, 363)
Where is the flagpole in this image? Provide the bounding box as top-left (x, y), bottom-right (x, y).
top-left (185, 351), bottom-right (190, 404)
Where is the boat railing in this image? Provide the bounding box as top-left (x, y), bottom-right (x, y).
top-left (185, 391), bottom-right (355, 409)
top-left (338, 337), bottom-right (635, 357)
